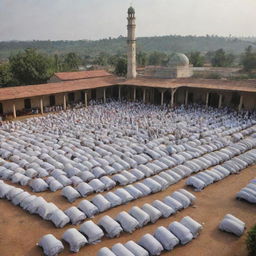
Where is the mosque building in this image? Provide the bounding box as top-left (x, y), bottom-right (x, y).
top-left (0, 7), bottom-right (256, 119)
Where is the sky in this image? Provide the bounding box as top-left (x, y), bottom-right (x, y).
top-left (0, 0), bottom-right (256, 41)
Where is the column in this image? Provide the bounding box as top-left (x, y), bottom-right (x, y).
top-left (170, 88), bottom-right (177, 108)
top-left (118, 86), bottom-right (121, 101)
top-left (143, 88), bottom-right (146, 104)
top-left (185, 90), bottom-right (188, 106)
top-left (63, 94), bottom-right (67, 111)
top-left (205, 92), bottom-right (209, 108)
top-left (218, 94), bottom-right (223, 108)
top-left (133, 87), bottom-right (136, 101)
top-left (160, 91), bottom-right (164, 106)
top-left (238, 95), bottom-right (243, 111)
top-left (103, 88), bottom-right (106, 103)
top-left (13, 103), bottom-right (16, 119)
top-left (40, 98), bottom-right (44, 114)
top-left (84, 92), bottom-right (88, 107)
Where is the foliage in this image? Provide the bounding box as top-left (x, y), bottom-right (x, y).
top-left (94, 52), bottom-right (111, 66)
top-left (137, 51), bottom-right (148, 66)
top-left (189, 51), bottom-right (204, 67)
top-left (246, 224), bottom-right (256, 256)
top-left (1, 35), bottom-right (253, 61)
top-left (9, 48), bottom-right (54, 85)
top-left (0, 63), bottom-right (13, 87)
top-left (241, 46), bottom-right (256, 72)
top-left (148, 51), bottom-right (169, 66)
top-left (114, 57), bottom-right (127, 76)
top-left (63, 52), bottom-right (81, 71)
top-left (211, 49), bottom-right (235, 67)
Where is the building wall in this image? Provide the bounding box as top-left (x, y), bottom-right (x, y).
top-left (243, 93), bottom-right (256, 110)
top-left (176, 66), bottom-right (193, 78)
top-left (2, 99), bottom-right (24, 114)
top-left (142, 65), bottom-right (193, 79)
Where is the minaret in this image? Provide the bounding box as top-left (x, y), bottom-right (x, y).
top-left (127, 6), bottom-right (137, 79)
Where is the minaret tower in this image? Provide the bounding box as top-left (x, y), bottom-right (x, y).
top-left (127, 6), bottom-right (137, 79)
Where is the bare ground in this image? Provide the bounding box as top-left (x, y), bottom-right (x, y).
top-left (1, 165), bottom-right (256, 256)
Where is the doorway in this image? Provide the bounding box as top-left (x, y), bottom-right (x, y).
top-left (24, 99), bottom-right (31, 109)
top-left (209, 93), bottom-right (219, 108)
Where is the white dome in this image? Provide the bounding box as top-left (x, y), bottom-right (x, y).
top-left (168, 53), bottom-right (189, 67)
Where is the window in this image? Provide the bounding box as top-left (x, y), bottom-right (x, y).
top-left (0, 103), bottom-right (3, 115)
top-left (24, 99), bottom-right (31, 109)
top-left (49, 95), bottom-right (55, 106)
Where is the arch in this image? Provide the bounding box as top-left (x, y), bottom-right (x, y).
top-left (231, 92), bottom-right (240, 108)
top-left (153, 88), bottom-right (161, 105)
top-left (188, 92), bottom-right (194, 104)
top-left (24, 98), bottom-right (31, 109)
top-left (136, 88), bottom-right (143, 101)
top-left (208, 93), bottom-right (219, 108)
top-left (68, 92), bottom-right (75, 103)
top-left (49, 95), bottom-right (56, 106)
top-left (91, 89), bottom-right (96, 100)
top-left (112, 85), bottom-right (119, 100)
top-left (106, 87), bottom-right (112, 99)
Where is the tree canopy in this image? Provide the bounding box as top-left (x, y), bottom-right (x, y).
top-left (211, 49), bottom-right (235, 67)
top-left (189, 51), bottom-right (204, 67)
top-left (241, 46), bottom-right (256, 72)
top-left (114, 57), bottom-right (127, 76)
top-left (9, 48), bottom-right (54, 85)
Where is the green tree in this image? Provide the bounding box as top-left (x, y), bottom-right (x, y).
top-left (148, 51), bottom-right (168, 66)
top-left (241, 45), bottom-right (256, 72)
top-left (137, 51), bottom-right (147, 66)
top-left (94, 52), bottom-right (110, 66)
top-left (9, 48), bottom-right (53, 85)
top-left (0, 63), bottom-right (13, 87)
top-left (114, 58), bottom-right (127, 76)
top-left (189, 51), bottom-right (204, 67)
top-left (211, 49), bottom-right (234, 67)
top-left (63, 52), bottom-right (81, 71)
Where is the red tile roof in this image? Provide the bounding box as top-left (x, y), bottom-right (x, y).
top-left (120, 78), bottom-right (256, 93)
top-left (0, 76), bottom-right (120, 101)
top-left (54, 70), bottom-right (112, 81)
top-left (0, 77), bottom-right (256, 102)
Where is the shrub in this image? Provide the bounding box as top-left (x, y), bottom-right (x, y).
top-left (246, 225), bottom-right (256, 256)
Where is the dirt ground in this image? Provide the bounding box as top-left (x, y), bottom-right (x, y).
top-left (0, 165), bottom-right (256, 256)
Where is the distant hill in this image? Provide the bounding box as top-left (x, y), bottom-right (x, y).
top-left (1, 35), bottom-right (256, 60)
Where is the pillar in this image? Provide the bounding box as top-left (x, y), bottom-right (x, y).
top-left (118, 86), bottom-right (121, 101)
top-left (205, 92), bottom-right (209, 107)
top-left (160, 91), bottom-right (164, 106)
top-left (63, 94), bottom-right (67, 111)
top-left (170, 88), bottom-right (177, 108)
top-left (13, 103), bottom-right (16, 119)
top-left (218, 94), bottom-right (223, 108)
top-left (127, 7), bottom-right (137, 79)
top-left (84, 92), bottom-right (88, 107)
top-left (103, 88), bottom-right (106, 103)
top-left (133, 87), bottom-right (136, 101)
top-left (238, 95), bottom-right (243, 111)
top-left (40, 98), bottom-right (44, 114)
top-left (143, 88), bottom-right (146, 104)
top-left (185, 90), bottom-right (188, 106)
